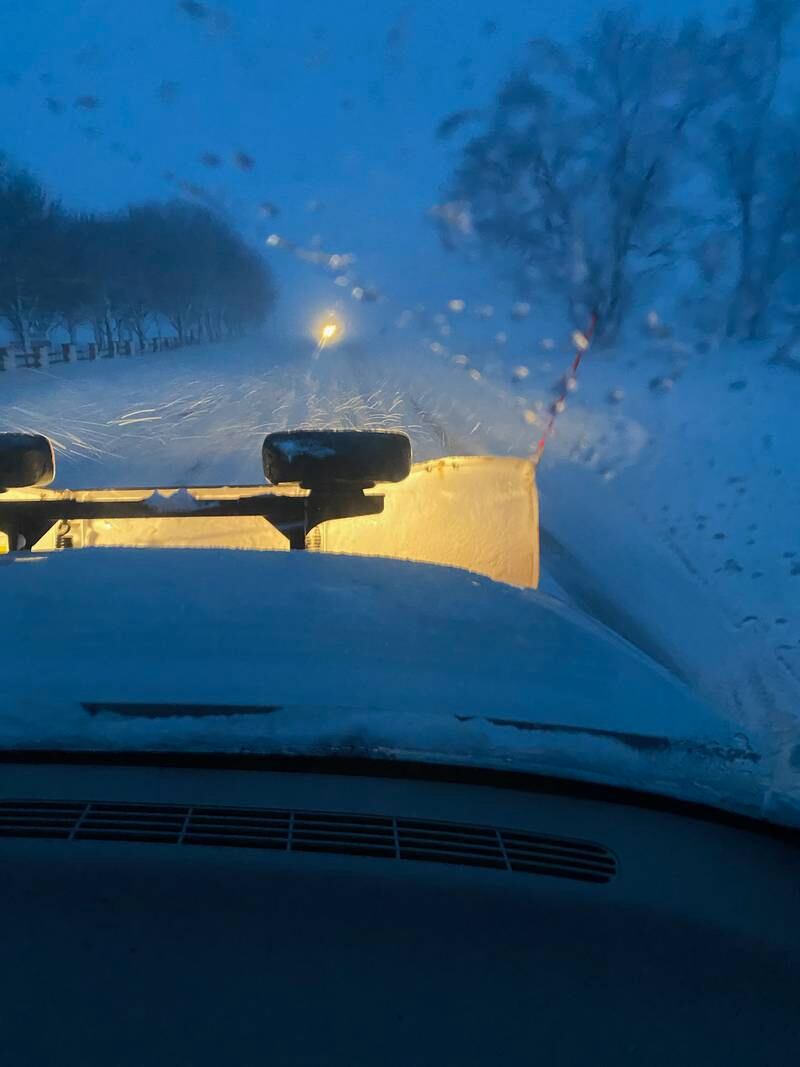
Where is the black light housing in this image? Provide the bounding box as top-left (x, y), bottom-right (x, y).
top-left (262, 429), bottom-right (412, 488)
top-left (0, 433), bottom-right (55, 490)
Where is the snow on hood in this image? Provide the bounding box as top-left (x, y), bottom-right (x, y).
top-left (1, 548), bottom-right (786, 825)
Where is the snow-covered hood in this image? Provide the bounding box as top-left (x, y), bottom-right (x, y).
top-left (2, 548), bottom-right (787, 824)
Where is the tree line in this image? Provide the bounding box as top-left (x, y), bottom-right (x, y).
top-left (438, 0), bottom-right (800, 344)
top-left (0, 160), bottom-right (276, 351)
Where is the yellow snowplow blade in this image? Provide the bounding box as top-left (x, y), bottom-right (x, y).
top-left (16, 455), bottom-right (539, 589)
top-left (319, 456), bottom-right (539, 589)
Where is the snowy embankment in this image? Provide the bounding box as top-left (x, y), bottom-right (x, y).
top-left (0, 331), bottom-right (797, 812)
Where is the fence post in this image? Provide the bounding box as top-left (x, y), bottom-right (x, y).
top-left (20, 350), bottom-right (42, 369)
top-left (0, 347), bottom-right (7, 372)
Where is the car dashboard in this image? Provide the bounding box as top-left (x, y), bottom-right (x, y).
top-left (0, 756), bottom-right (797, 1065)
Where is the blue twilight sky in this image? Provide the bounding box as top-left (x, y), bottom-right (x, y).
top-left (0, 0), bottom-right (723, 337)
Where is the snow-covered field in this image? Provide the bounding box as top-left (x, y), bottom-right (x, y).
top-left (1, 330), bottom-right (797, 814)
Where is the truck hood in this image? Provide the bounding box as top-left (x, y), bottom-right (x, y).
top-left (1, 548), bottom-right (782, 823)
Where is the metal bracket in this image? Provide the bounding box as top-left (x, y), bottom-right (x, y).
top-left (0, 485), bottom-right (384, 553)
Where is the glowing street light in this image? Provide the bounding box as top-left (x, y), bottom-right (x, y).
top-left (314, 313), bottom-right (344, 353)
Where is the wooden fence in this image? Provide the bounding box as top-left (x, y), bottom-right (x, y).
top-left (0, 335), bottom-right (201, 372)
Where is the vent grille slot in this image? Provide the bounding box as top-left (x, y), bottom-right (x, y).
top-left (0, 800), bottom-right (616, 884)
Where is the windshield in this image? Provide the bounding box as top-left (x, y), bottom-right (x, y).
top-left (1, 1), bottom-right (797, 828)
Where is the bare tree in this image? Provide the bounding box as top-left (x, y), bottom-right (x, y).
top-left (119, 201), bottom-right (275, 344)
top-left (0, 159), bottom-right (276, 349)
top-left (0, 163), bottom-right (62, 348)
top-left (440, 12), bottom-right (720, 342)
top-left (48, 213), bottom-right (101, 343)
top-left (707, 0), bottom-right (800, 338)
